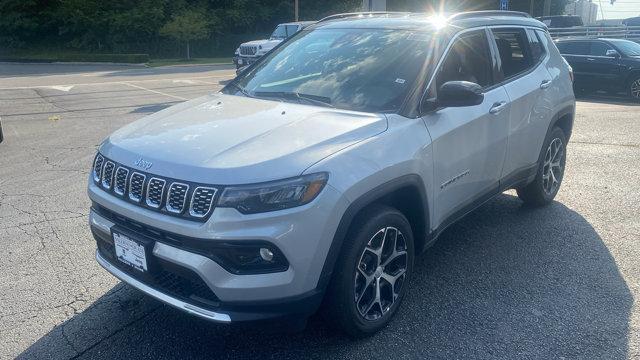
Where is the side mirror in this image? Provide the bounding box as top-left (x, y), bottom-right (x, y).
top-left (606, 49), bottom-right (620, 58)
top-left (424, 81), bottom-right (484, 112)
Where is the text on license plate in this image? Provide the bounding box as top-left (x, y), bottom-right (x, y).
top-left (113, 232), bottom-right (147, 272)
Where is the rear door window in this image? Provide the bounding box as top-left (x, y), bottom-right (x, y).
top-left (556, 41), bottom-right (589, 55)
top-left (589, 41), bottom-right (614, 56)
top-left (526, 29), bottom-right (546, 62)
top-left (492, 28), bottom-right (535, 80)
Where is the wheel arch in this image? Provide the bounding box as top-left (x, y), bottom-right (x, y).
top-left (315, 174), bottom-right (429, 291)
top-left (549, 104), bottom-right (575, 141)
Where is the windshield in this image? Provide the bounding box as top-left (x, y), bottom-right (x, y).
top-left (270, 25), bottom-right (288, 39)
top-left (609, 39), bottom-right (640, 56)
top-left (226, 28), bottom-right (433, 113)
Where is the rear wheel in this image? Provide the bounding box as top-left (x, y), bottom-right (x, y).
top-left (629, 76), bottom-right (640, 102)
top-left (325, 205), bottom-right (414, 337)
top-left (517, 127), bottom-right (567, 206)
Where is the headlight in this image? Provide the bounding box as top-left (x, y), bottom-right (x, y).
top-left (234, 48), bottom-right (239, 55)
top-left (217, 173), bottom-right (328, 214)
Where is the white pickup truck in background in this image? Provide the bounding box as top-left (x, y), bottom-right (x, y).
top-left (233, 21), bottom-right (314, 73)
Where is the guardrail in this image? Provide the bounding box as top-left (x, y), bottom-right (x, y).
top-left (549, 26), bottom-right (640, 42)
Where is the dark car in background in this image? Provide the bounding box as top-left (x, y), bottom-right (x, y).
top-left (537, 15), bottom-right (583, 28)
top-left (556, 38), bottom-right (640, 100)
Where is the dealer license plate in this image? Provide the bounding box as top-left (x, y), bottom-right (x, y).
top-left (113, 232), bottom-right (147, 272)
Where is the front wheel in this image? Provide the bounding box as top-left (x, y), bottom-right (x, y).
top-left (517, 127), bottom-right (567, 206)
top-left (325, 205), bottom-right (414, 337)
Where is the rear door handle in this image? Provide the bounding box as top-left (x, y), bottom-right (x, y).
top-left (587, 58), bottom-right (596, 61)
top-left (489, 101), bottom-right (508, 114)
top-left (540, 79), bottom-right (552, 89)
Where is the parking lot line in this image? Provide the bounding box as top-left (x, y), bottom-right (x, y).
top-left (121, 82), bottom-right (187, 101)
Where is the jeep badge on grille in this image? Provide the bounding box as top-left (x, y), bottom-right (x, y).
top-left (133, 158), bottom-right (153, 170)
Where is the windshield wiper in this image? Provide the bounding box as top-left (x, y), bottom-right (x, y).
top-left (252, 91), bottom-right (335, 108)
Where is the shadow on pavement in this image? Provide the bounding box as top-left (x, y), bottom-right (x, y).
top-left (18, 194), bottom-right (632, 359)
top-left (576, 92), bottom-right (640, 106)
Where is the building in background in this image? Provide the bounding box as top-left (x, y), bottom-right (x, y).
top-left (565, 0), bottom-right (598, 25)
top-left (362, 0), bottom-right (387, 11)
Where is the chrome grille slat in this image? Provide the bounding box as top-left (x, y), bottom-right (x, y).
top-left (166, 182), bottom-right (189, 214)
top-left (189, 187), bottom-right (217, 218)
top-left (146, 177), bottom-right (166, 208)
top-left (129, 172), bottom-right (146, 202)
top-left (93, 154), bottom-right (104, 182)
top-left (101, 161), bottom-right (115, 189)
top-left (114, 167), bottom-right (129, 196)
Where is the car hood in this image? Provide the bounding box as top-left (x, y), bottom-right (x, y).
top-left (241, 39), bottom-right (282, 48)
top-left (101, 94), bottom-right (387, 184)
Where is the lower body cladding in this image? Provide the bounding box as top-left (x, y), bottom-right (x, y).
top-left (88, 182), bottom-right (348, 323)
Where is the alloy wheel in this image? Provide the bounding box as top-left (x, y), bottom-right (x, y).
top-left (631, 78), bottom-right (640, 99)
top-left (542, 137), bottom-right (564, 195)
top-left (354, 227), bottom-right (408, 321)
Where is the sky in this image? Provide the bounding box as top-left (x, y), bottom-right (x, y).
top-left (594, 0), bottom-right (640, 19)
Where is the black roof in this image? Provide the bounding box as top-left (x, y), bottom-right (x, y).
top-left (309, 11), bottom-right (546, 32)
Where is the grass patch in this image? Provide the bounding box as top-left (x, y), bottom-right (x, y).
top-left (146, 57), bottom-right (233, 67)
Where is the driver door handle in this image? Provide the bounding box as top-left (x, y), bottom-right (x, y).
top-left (489, 101), bottom-right (508, 115)
top-left (540, 79), bottom-right (552, 89)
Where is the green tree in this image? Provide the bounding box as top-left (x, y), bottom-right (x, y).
top-left (160, 9), bottom-right (210, 60)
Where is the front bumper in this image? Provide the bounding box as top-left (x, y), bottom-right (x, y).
top-left (96, 249), bottom-right (232, 322)
top-left (233, 55), bottom-right (261, 68)
top-left (88, 179), bottom-right (348, 322)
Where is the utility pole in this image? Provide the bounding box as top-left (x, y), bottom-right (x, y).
top-left (543, 0), bottom-right (551, 16)
top-left (295, 0), bottom-right (299, 21)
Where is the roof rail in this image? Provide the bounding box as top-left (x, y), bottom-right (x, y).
top-left (318, 12), bottom-right (411, 23)
top-left (449, 10), bottom-right (532, 21)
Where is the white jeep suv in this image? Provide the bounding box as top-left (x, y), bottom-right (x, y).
top-left (89, 11), bottom-right (575, 337)
top-left (233, 21), bottom-right (314, 71)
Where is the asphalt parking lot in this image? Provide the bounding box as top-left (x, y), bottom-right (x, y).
top-left (1, 62), bottom-right (639, 359)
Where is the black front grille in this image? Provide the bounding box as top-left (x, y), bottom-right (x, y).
top-left (101, 161), bottom-right (115, 189)
top-left (240, 46), bottom-right (257, 56)
top-left (93, 154), bottom-right (104, 182)
top-left (114, 167), bottom-right (129, 195)
top-left (190, 187), bottom-right (217, 218)
top-left (167, 183), bottom-right (189, 213)
top-left (92, 153), bottom-right (218, 222)
top-left (96, 237), bottom-right (220, 309)
top-left (146, 178), bottom-right (166, 208)
top-left (129, 172), bottom-right (145, 202)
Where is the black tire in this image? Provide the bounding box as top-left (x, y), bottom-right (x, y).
top-left (628, 75), bottom-right (640, 102)
top-left (325, 205), bottom-right (414, 338)
top-left (517, 127), bottom-right (567, 207)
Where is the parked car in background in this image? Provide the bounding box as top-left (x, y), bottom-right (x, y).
top-left (537, 15), bottom-right (583, 28)
top-left (622, 17), bottom-right (640, 27)
top-left (556, 38), bottom-right (640, 100)
top-left (89, 11), bottom-right (574, 337)
top-left (233, 21), bottom-right (315, 73)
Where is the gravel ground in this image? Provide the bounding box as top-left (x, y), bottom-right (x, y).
top-left (0, 62), bottom-right (638, 359)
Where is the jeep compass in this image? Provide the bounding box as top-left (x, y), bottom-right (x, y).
top-left (88, 11), bottom-right (575, 337)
